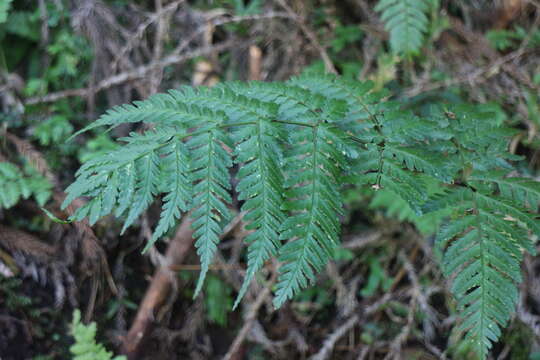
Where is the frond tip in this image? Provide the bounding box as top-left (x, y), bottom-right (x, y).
top-left (438, 190), bottom-right (536, 358)
top-left (375, 0), bottom-right (431, 55)
top-left (274, 123), bottom-right (348, 308)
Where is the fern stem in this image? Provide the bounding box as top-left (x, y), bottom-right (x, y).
top-left (309, 125), bottom-right (320, 226)
top-left (333, 81), bottom-right (387, 185)
top-left (474, 193), bottom-right (487, 359)
top-left (191, 120), bottom-right (367, 145)
top-left (97, 120), bottom-right (366, 185)
top-left (219, 121), bottom-right (258, 128)
top-left (279, 124), bottom-right (321, 304)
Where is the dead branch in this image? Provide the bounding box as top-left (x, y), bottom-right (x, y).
top-left (120, 216), bottom-right (195, 359)
top-left (404, 47), bottom-right (531, 97)
top-left (274, 0), bottom-right (337, 74)
top-left (25, 11), bottom-right (292, 106)
top-left (24, 41), bottom-right (239, 105)
top-left (310, 315), bottom-right (359, 360)
top-left (311, 292), bottom-right (394, 360)
top-left (248, 45), bottom-right (263, 81)
top-left (383, 297), bottom-right (416, 360)
top-left (383, 252), bottom-right (423, 360)
top-left (148, 0), bottom-right (169, 95)
top-left (223, 270), bottom-right (277, 360)
top-left (111, 0), bottom-right (184, 72)
top-left (122, 212), bottom-right (245, 358)
top-left (342, 231), bottom-right (382, 250)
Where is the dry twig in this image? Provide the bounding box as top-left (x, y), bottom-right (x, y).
top-left (121, 216), bottom-right (195, 359)
top-left (223, 270), bottom-right (277, 360)
top-left (25, 41), bottom-right (239, 105)
top-left (274, 0), bottom-right (337, 74)
top-left (404, 48), bottom-right (531, 97)
top-left (310, 315), bottom-right (359, 360)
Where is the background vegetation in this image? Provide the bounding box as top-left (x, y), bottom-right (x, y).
top-left (0, 0), bottom-right (539, 359)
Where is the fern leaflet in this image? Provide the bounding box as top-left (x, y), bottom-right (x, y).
top-left (375, 0), bottom-right (431, 55)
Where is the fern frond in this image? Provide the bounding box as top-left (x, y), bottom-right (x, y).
top-left (70, 309), bottom-right (125, 360)
top-left (375, 0), bottom-right (431, 55)
top-left (71, 93), bottom-right (190, 137)
top-left (288, 72), bottom-right (384, 137)
top-left (381, 107), bottom-right (453, 144)
top-left (470, 171), bottom-right (540, 209)
top-left (149, 139), bottom-right (192, 247)
top-left (172, 86), bottom-right (285, 297)
top-left (475, 192), bottom-right (540, 242)
top-left (232, 116), bottom-right (286, 308)
top-left (385, 145), bottom-right (452, 182)
top-left (62, 74), bottom-right (540, 359)
top-left (122, 151), bottom-right (161, 233)
top-left (439, 192), bottom-right (534, 358)
top-left (0, 162), bottom-right (24, 208)
top-left (0, 161), bottom-right (52, 209)
top-left (62, 129), bottom-right (175, 226)
top-left (228, 81), bottom-right (347, 125)
top-left (369, 175), bottom-right (451, 234)
top-left (189, 126), bottom-right (233, 296)
top-left (274, 123), bottom-right (347, 308)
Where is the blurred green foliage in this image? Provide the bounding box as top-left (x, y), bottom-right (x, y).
top-left (0, 161), bottom-right (52, 209)
top-left (0, 0), bottom-right (12, 24)
top-left (204, 274), bottom-right (233, 326)
top-left (70, 309), bottom-right (126, 360)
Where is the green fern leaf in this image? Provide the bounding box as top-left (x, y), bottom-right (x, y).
top-left (61, 75), bottom-right (540, 360)
top-left (121, 151), bottom-right (161, 233)
top-left (115, 163), bottom-right (137, 218)
top-left (470, 171), bottom-right (540, 209)
top-left (232, 117), bottom-right (286, 308)
top-left (147, 139), bottom-right (192, 248)
top-left (375, 0), bottom-right (431, 55)
top-left (0, 161), bottom-right (52, 209)
top-left (475, 192), bottom-right (540, 241)
top-left (385, 145), bottom-right (452, 182)
top-left (189, 127), bottom-right (233, 297)
top-left (63, 131), bottom-right (171, 226)
top-left (71, 94), bottom-right (189, 137)
top-left (274, 123), bottom-right (347, 308)
top-left (0, 0), bottom-right (13, 24)
top-left (70, 309), bottom-right (126, 360)
top-left (439, 193), bottom-right (534, 358)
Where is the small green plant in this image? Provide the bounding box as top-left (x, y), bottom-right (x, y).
top-left (0, 161), bottom-right (52, 209)
top-left (226, 0), bottom-right (262, 16)
top-left (375, 0), bottom-right (435, 55)
top-left (63, 73), bottom-right (539, 359)
top-left (204, 274), bottom-right (233, 326)
top-left (70, 310), bottom-right (125, 360)
top-left (360, 256), bottom-right (393, 297)
top-left (330, 23), bottom-right (363, 53)
top-left (0, 276), bottom-right (32, 310)
top-left (369, 175), bottom-right (451, 235)
top-left (33, 114), bottom-right (74, 146)
top-left (487, 26), bottom-right (540, 51)
top-left (0, 0), bottom-right (13, 24)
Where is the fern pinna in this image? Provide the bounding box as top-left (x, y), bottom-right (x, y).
top-left (375, 0), bottom-right (433, 55)
top-left (64, 73), bottom-right (539, 358)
